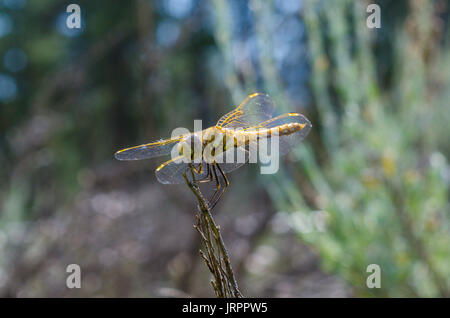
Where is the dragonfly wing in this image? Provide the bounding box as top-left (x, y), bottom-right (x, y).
top-left (115, 136), bottom-right (183, 161)
top-left (217, 93), bottom-right (275, 130)
top-left (156, 147), bottom-right (249, 184)
top-left (155, 156), bottom-right (210, 184)
top-left (245, 113), bottom-right (312, 156)
top-left (244, 112), bottom-right (311, 130)
top-left (155, 156), bottom-right (190, 184)
top-left (215, 147), bottom-right (249, 173)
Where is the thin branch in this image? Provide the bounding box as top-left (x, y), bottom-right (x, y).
top-left (183, 169), bottom-right (243, 298)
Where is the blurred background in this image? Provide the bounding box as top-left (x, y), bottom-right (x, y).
top-left (0, 0), bottom-right (449, 297)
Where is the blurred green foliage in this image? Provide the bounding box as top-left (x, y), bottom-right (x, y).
top-left (260, 0), bottom-right (449, 297)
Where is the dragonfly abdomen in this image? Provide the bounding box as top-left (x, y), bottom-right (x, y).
top-left (229, 122), bottom-right (307, 148)
top-left (275, 122), bottom-right (306, 136)
top-left (249, 122), bottom-right (306, 138)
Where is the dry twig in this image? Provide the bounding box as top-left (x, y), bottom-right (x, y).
top-left (183, 167), bottom-right (243, 298)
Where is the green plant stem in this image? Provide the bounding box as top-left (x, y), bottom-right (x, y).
top-left (386, 178), bottom-right (449, 297)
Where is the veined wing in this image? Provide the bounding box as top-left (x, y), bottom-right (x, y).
top-left (115, 136), bottom-right (183, 161)
top-left (156, 147), bottom-right (250, 184)
top-left (216, 93), bottom-right (275, 130)
top-left (244, 113), bottom-right (312, 156)
top-left (155, 156), bottom-right (209, 184)
top-left (214, 147), bottom-right (249, 173)
top-left (243, 112), bottom-right (311, 131)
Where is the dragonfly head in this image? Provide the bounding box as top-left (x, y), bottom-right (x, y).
top-left (178, 134), bottom-right (202, 161)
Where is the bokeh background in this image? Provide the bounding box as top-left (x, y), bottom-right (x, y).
top-left (0, 0), bottom-right (449, 297)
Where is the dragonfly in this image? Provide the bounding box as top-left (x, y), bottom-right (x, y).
top-left (115, 93), bottom-right (312, 209)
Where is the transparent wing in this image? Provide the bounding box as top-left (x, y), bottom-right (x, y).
top-left (114, 136), bottom-right (183, 161)
top-left (155, 156), bottom-right (190, 184)
top-left (214, 147), bottom-right (249, 173)
top-left (156, 147), bottom-right (250, 184)
top-left (243, 112), bottom-right (311, 131)
top-left (216, 93), bottom-right (275, 130)
top-left (245, 113), bottom-right (312, 156)
top-left (155, 156), bottom-right (210, 184)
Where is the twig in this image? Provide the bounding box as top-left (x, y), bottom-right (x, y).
top-left (183, 168), bottom-right (243, 298)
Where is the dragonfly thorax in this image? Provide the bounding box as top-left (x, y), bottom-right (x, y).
top-left (203, 127), bottom-right (236, 151)
top-left (178, 134), bottom-right (203, 160)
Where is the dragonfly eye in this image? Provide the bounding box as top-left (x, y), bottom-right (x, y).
top-left (178, 134), bottom-right (202, 160)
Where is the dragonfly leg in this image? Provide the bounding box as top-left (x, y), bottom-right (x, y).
top-left (207, 163), bottom-right (221, 208)
top-left (187, 163), bottom-right (198, 185)
top-left (189, 162), bottom-right (209, 183)
top-left (193, 161), bottom-right (207, 175)
top-left (208, 163), bottom-right (229, 209)
top-left (197, 163), bottom-right (213, 183)
top-left (209, 163), bottom-right (229, 210)
top-left (216, 163), bottom-right (229, 187)
top-left (191, 164), bottom-right (199, 175)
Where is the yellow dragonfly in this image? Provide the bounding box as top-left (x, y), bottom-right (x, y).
top-left (115, 93), bottom-right (311, 209)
